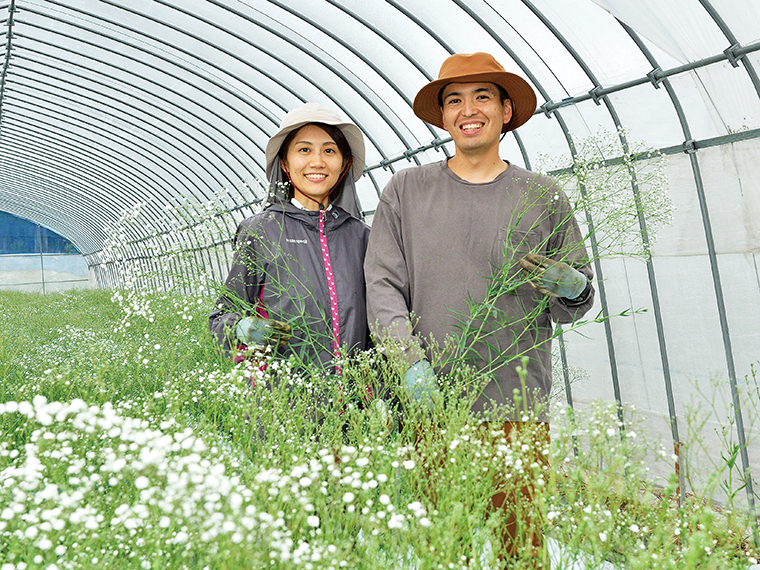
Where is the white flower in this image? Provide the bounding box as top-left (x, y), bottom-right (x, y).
top-left (419, 517), bottom-right (432, 527)
top-left (135, 476), bottom-right (150, 489)
top-left (307, 516), bottom-right (320, 528)
top-left (342, 492), bottom-right (355, 503)
top-left (379, 494), bottom-right (390, 505)
top-left (402, 460), bottom-right (415, 470)
top-left (599, 532), bottom-right (607, 542)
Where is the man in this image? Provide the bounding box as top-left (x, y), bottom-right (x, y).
top-left (364, 52), bottom-right (595, 564)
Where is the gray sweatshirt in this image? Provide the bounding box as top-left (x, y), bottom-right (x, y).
top-left (364, 160), bottom-right (595, 419)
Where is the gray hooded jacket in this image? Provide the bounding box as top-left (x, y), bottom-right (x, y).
top-left (210, 172), bottom-right (370, 369)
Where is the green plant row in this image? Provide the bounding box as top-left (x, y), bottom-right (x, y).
top-left (0, 288), bottom-right (757, 570)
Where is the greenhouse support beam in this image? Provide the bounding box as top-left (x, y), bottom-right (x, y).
top-left (9, 61), bottom-right (228, 197)
top-left (364, 35), bottom-right (760, 173)
top-left (1, 116), bottom-right (188, 234)
top-left (13, 18), bottom-right (263, 184)
top-left (661, 128), bottom-right (760, 155)
top-left (452, 0), bottom-right (544, 169)
top-left (537, 40), bottom-right (760, 116)
top-left (16, 39), bottom-right (261, 192)
top-left (16, 15), bottom-right (265, 184)
top-left (0, 0), bottom-right (15, 123)
top-left (36, 222), bottom-right (45, 295)
top-left (621, 21), bottom-right (755, 518)
top-left (198, 0), bottom-right (410, 172)
top-left (41, 0), bottom-right (282, 134)
top-left (274, 0), bottom-right (447, 155)
top-left (5, 95), bottom-right (201, 239)
top-left (699, 0), bottom-right (760, 99)
top-left (518, 0), bottom-right (629, 429)
top-left (0, 176), bottom-right (104, 248)
top-left (689, 149), bottom-right (756, 518)
top-left (2, 125), bottom-right (161, 223)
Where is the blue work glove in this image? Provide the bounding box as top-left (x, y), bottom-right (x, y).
top-left (518, 253), bottom-right (587, 299)
top-left (404, 359), bottom-right (440, 409)
top-left (235, 316), bottom-right (291, 348)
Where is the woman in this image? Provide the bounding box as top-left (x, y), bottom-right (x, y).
top-left (209, 103), bottom-right (370, 373)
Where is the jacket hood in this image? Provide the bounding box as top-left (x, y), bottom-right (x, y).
top-left (264, 163), bottom-right (364, 221)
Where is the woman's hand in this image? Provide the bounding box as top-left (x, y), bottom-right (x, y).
top-left (235, 316), bottom-right (292, 348)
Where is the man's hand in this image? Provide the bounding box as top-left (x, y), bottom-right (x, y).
top-left (518, 253), bottom-right (587, 299)
top-left (404, 359), bottom-right (440, 409)
top-left (235, 316), bottom-right (292, 348)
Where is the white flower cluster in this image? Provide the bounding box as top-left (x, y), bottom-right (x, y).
top-left (100, 182), bottom-right (267, 292)
top-left (251, 444), bottom-right (432, 540)
top-left (536, 127), bottom-right (673, 260)
top-left (0, 394), bottom-right (435, 569)
top-left (0, 397), bottom-right (334, 567)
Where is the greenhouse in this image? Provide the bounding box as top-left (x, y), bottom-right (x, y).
top-left (0, 1), bottom-right (759, 568)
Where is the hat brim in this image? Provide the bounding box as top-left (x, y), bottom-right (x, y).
top-left (265, 119), bottom-right (365, 182)
top-left (413, 71), bottom-right (537, 133)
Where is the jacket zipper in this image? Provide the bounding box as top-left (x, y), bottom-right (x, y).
top-left (318, 210), bottom-right (341, 373)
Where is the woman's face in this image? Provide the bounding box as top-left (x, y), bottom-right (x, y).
top-left (282, 124), bottom-right (347, 210)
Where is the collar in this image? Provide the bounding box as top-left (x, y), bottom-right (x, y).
top-left (291, 198), bottom-right (333, 212)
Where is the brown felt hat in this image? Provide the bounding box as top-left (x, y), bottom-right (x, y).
top-left (413, 52), bottom-right (537, 133)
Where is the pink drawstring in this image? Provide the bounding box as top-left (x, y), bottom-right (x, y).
top-left (319, 210), bottom-right (342, 374)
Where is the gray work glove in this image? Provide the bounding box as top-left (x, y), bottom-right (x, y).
top-left (404, 359), bottom-right (440, 409)
top-left (235, 316), bottom-right (291, 348)
top-left (518, 253), bottom-right (587, 299)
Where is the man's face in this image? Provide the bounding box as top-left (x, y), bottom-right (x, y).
top-left (440, 82), bottom-right (512, 154)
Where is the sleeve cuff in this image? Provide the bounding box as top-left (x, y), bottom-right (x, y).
top-left (560, 281), bottom-right (592, 307)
